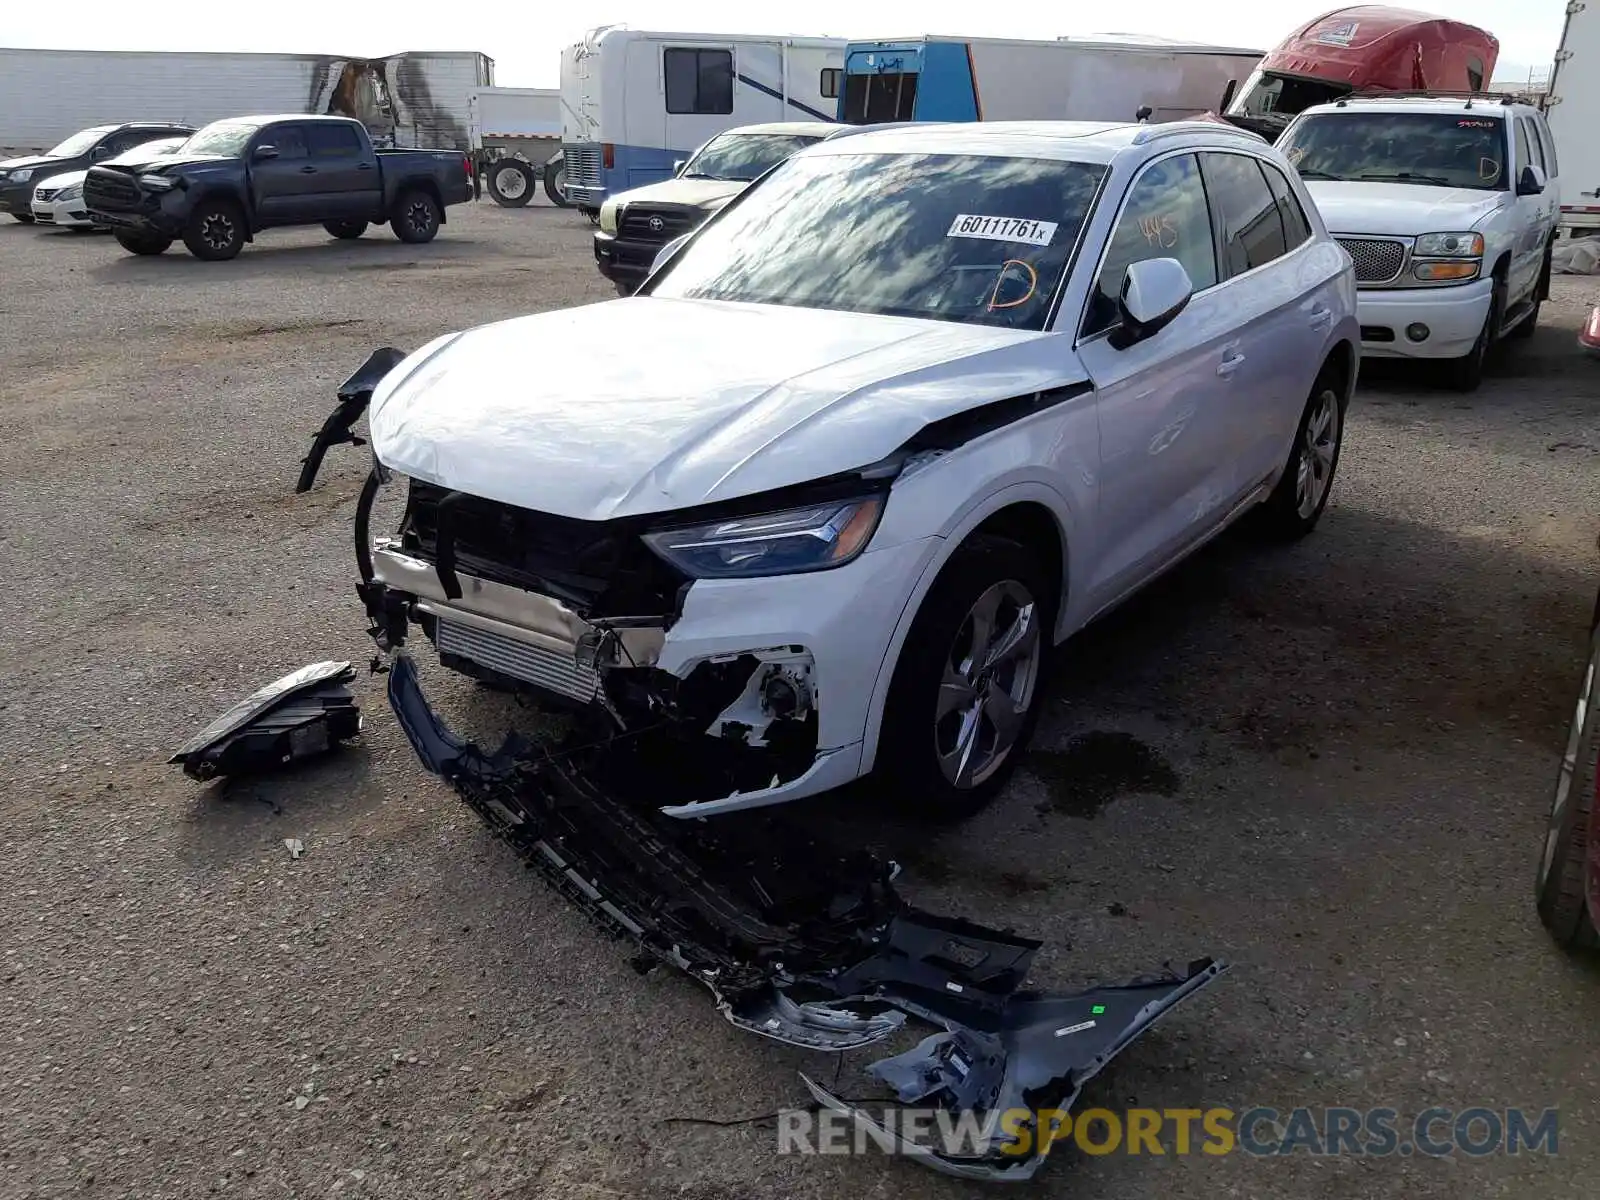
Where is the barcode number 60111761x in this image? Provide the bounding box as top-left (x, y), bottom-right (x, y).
top-left (946, 214), bottom-right (1058, 247)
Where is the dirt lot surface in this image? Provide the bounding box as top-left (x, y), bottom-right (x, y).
top-left (2, 204), bottom-right (1598, 1200)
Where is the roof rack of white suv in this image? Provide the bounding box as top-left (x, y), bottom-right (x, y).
top-left (1334, 89), bottom-right (1527, 108)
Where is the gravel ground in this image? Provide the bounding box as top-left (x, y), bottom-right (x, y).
top-left (1, 202), bottom-right (1598, 1200)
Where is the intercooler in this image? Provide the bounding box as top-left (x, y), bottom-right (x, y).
top-left (435, 617), bottom-right (600, 704)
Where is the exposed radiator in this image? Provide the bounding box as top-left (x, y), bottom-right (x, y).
top-left (437, 619), bottom-right (599, 704)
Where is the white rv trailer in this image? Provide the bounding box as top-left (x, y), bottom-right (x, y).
top-left (0, 47), bottom-right (492, 156)
top-left (1544, 1), bottom-right (1600, 237)
top-left (838, 33), bottom-right (1262, 126)
top-left (468, 86), bottom-right (567, 207)
top-left (559, 25), bottom-right (846, 214)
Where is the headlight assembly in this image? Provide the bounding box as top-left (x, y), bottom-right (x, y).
top-left (57, 184), bottom-right (83, 201)
top-left (599, 199), bottom-right (620, 234)
top-left (139, 174), bottom-right (177, 191)
top-left (1413, 232), bottom-right (1483, 258)
top-left (11, 168), bottom-right (33, 183)
top-left (642, 495), bottom-right (885, 579)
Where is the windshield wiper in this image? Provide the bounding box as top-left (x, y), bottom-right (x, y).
top-left (680, 171), bottom-right (727, 181)
top-left (1293, 168), bottom-right (1343, 180)
top-left (1359, 172), bottom-right (1452, 185)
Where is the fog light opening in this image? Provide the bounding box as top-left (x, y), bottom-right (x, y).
top-left (1405, 323), bottom-right (1430, 343)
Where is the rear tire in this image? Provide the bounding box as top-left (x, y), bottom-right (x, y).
top-left (114, 231), bottom-right (172, 256)
top-left (487, 160), bottom-right (534, 208)
top-left (1253, 367), bottom-right (1346, 540)
top-left (183, 200), bottom-right (246, 261)
top-left (390, 190), bottom-right (441, 244)
top-left (544, 154), bottom-right (571, 207)
top-left (876, 534), bottom-right (1056, 823)
top-left (1536, 616), bottom-right (1600, 951)
top-left (323, 219), bottom-right (368, 240)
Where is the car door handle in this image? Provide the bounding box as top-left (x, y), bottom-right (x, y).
top-left (1309, 305), bottom-right (1333, 330)
top-left (1217, 351), bottom-right (1246, 378)
top-left (357, 162), bottom-right (373, 171)
top-left (300, 165), bottom-right (317, 174)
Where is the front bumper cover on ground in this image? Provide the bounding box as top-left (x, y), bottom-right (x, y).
top-left (386, 652), bottom-right (1229, 1179)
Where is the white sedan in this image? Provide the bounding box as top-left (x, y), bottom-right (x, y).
top-left (346, 119), bottom-right (1359, 820)
top-left (31, 136), bottom-right (189, 228)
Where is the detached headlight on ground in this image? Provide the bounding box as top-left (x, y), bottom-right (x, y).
top-left (642, 496), bottom-right (885, 578)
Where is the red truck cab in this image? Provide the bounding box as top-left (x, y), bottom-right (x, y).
top-left (1222, 6), bottom-right (1499, 140)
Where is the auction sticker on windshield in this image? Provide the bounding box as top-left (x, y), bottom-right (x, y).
top-left (947, 214), bottom-right (1057, 246)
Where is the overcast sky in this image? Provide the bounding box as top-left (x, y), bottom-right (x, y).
top-left (3, 1), bottom-right (1565, 87)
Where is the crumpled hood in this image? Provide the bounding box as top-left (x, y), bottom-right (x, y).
top-left (139, 153), bottom-right (231, 174)
top-left (370, 297), bottom-right (1074, 521)
top-left (1305, 180), bottom-right (1509, 237)
top-left (613, 177), bottom-right (746, 211)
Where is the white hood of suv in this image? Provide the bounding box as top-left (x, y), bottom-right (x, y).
top-left (369, 297), bottom-right (1071, 520)
top-left (1305, 181), bottom-right (1508, 237)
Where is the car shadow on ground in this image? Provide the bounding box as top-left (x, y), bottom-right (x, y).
top-left (812, 496), bottom-right (1593, 874)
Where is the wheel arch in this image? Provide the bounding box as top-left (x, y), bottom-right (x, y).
top-left (188, 186), bottom-right (254, 242)
top-left (394, 176), bottom-right (447, 224)
top-left (1323, 337), bottom-right (1357, 403)
top-left (857, 484), bottom-right (1073, 776)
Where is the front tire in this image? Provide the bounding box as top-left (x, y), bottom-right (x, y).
top-left (183, 200), bottom-right (245, 261)
top-left (1445, 281), bottom-right (1503, 391)
top-left (114, 230), bottom-right (172, 256)
top-left (1536, 614), bottom-right (1600, 951)
top-left (323, 219), bottom-right (368, 240)
top-left (1254, 369), bottom-right (1345, 540)
top-left (390, 190), bottom-right (441, 243)
top-left (876, 534), bottom-right (1055, 822)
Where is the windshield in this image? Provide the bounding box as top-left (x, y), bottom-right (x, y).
top-left (107, 138), bottom-right (187, 166)
top-left (1278, 112), bottom-right (1508, 190)
top-left (650, 151), bottom-right (1105, 331)
top-left (45, 126), bottom-right (116, 158)
top-left (1227, 69), bottom-right (1350, 119)
top-left (682, 132), bottom-right (826, 182)
top-left (181, 121), bottom-right (265, 158)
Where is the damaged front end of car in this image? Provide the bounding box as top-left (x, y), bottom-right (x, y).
top-left (297, 348), bottom-right (1231, 1182)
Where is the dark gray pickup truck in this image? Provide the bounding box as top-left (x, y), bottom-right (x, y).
top-left (84, 114), bottom-right (472, 260)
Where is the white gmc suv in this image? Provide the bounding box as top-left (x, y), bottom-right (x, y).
top-left (1278, 94), bottom-right (1560, 391)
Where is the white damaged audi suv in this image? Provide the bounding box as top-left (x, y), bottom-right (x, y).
top-left (343, 119), bottom-right (1359, 821)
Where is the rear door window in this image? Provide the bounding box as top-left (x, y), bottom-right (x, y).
top-left (1535, 116), bottom-right (1559, 177)
top-left (1199, 152), bottom-right (1288, 277)
top-left (308, 123), bottom-right (364, 158)
top-left (1514, 118), bottom-right (1536, 174)
top-left (1261, 160), bottom-right (1312, 249)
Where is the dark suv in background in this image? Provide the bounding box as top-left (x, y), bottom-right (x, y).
top-left (0, 122), bottom-right (194, 223)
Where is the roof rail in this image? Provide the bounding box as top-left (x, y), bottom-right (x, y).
top-left (1132, 119), bottom-right (1267, 146)
top-left (1336, 89), bottom-right (1525, 107)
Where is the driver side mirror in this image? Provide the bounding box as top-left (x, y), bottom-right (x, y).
top-left (1517, 163), bottom-right (1547, 196)
top-left (253, 144), bottom-right (279, 162)
top-left (1108, 257), bottom-right (1194, 350)
top-left (90, 145), bottom-right (112, 161)
top-left (1219, 78), bottom-right (1239, 112)
top-left (672, 159), bottom-right (686, 177)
